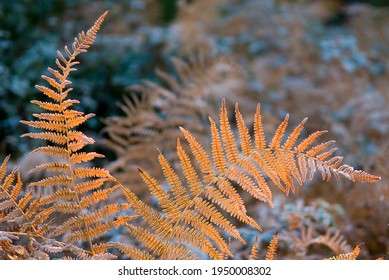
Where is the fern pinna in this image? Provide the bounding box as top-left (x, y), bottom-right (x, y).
top-left (118, 100), bottom-right (380, 260)
top-left (19, 11), bottom-right (135, 258)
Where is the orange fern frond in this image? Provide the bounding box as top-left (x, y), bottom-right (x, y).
top-left (121, 99), bottom-right (379, 259)
top-left (249, 236), bottom-right (259, 260)
top-left (265, 233), bottom-right (279, 260)
top-left (20, 11), bottom-right (135, 258)
top-left (0, 156), bottom-right (50, 237)
top-left (324, 245), bottom-right (361, 260)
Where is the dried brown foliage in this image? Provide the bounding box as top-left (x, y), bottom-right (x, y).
top-left (1, 4), bottom-right (385, 260)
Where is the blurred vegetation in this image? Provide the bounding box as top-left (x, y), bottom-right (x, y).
top-left (0, 0), bottom-right (179, 157)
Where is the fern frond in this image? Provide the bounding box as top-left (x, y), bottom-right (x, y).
top-left (324, 245), bottom-right (361, 260)
top-left (313, 229), bottom-right (352, 255)
top-left (122, 99), bottom-right (379, 259)
top-left (20, 11), bottom-right (135, 258)
top-left (0, 157), bottom-right (49, 239)
top-left (249, 236), bottom-right (259, 260)
top-left (265, 233), bottom-right (278, 260)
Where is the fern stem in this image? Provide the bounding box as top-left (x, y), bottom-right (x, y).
top-left (59, 49), bottom-right (95, 256)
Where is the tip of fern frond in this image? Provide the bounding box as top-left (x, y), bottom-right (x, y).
top-left (100, 10), bottom-right (109, 19)
top-left (225, 249), bottom-right (233, 257)
top-left (208, 116), bottom-right (215, 124)
top-left (238, 236), bottom-right (246, 244)
top-left (253, 223), bottom-right (262, 232)
top-left (11, 166), bottom-right (20, 174)
top-left (176, 137), bottom-right (182, 147)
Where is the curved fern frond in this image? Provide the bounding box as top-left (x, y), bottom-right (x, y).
top-left (122, 99), bottom-right (379, 259)
top-left (313, 229), bottom-right (352, 256)
top-left (249, 233), bottom-right (278, 260)
top-left (324, 245), bottom-right (361, 260)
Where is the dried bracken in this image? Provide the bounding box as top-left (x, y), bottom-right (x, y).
top-left (118, 99), bottom-right (379, 259)
top-left (265, 233), bottom-right (279, 260)
top-left (1, 4), bottom-right (384, 260)
top-left (249, 236), bottom-right (260, 260)
top-left (18, 11), bottom-right (135, 258)
top-left (103, 54), bottom-right (246, 195)
top-left (324, 245), bottom-right (361, 260)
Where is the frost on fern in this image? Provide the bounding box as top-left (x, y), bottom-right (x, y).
top-left (20, 11), bottom-right (135, 258)
top-left (119, 100), bottom-right (380, 260)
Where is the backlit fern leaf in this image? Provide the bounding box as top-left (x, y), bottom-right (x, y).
top-left (121, 99), bottom-right (379, 259)
top-left (20, 11), bottom-right (134, 257)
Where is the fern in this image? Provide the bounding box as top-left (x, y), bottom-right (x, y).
top-left (249, 233), bottom-right (278, 260)
top-left (265, 233), bottom-right (279, 260)
top-left (118, 99), bottom-right (379, 259)
top-left (324, 245), bottom-right (361, 260)
top-left (103, 55), bottom-right (244, 193)
top-left (1, 9), bottom-right (381, 260)
top-left (0, 156), bottom-right (50, 238)
top-left (249, 236), bottom-right (260, 260)
top-left (313, 229), bottom-right (353, 256)
top-left (20, 11), bottom-right (135, 257)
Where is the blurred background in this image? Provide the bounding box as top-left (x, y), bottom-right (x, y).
top-left (0, 0), bottom-right (388, 259)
